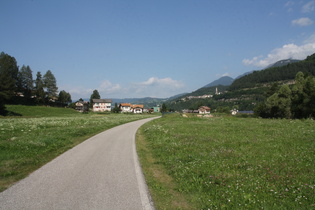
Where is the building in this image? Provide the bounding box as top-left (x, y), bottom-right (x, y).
top-left (92, 99), bottom-right (112, 112)
top-left (198, 106), bottom-right (211, 114)
top-left (75, 101), bottom-right (89, 112)
top-left (119, 103), bottom-right (132, 112)
top-left (119, 103), bottom-right (144, 113)
top-left (132, 104), bottom-right (144, 113)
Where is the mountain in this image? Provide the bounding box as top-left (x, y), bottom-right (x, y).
top-left (111, 97), bottom-right (167, 108)
top-left (265, 58), bottom-right (300, 69)
top-left (235, 59), bottom-right (301, 80)
top-left (203, 76), bottom-right (234, 88)
top-left (229, 54), bottom-right (315, 91)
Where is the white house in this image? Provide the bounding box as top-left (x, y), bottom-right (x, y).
top-left (132, 104), bottom-right (144, 113)
top-left (119, 103), bottom-right (132, 112)
top-left (92, 99), bottom-right (112, 112)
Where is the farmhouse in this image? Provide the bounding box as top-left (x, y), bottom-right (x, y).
top-left (132, 104), bottom-right (144, 113)
top-left (92, 99), bottom-right (112, 112)
top-left (119, 103), bottom-right (144, 113)
top-left (75, 101), bottom-right (89, 112)
top-left (119, 103), bottom-right (132, 112)
top-left (198, 106), bottom-right (211, 114)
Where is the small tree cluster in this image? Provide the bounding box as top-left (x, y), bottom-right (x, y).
top-left (0, 52), bottom-right (72, 115)
top-left (255, 72), bottom-right (315, 119)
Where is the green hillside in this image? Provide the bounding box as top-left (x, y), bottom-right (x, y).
top-left (229, 53), bottom-right (315, 91)
top-left (167, 53), bottom-right (315, 112)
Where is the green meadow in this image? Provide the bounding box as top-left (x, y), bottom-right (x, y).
top-left (0, 105), bottom-right (155, 191)
top-left (137, 114), bottom-right (315, 209)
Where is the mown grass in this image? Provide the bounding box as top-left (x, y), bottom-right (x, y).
top-left (137, 114), bottom-right (315, 209)
top-left (0, 105), bottom-right (156, 191)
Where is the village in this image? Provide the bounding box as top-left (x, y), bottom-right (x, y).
top-left (74, 99), bottom-right (161, 114)
top-left (75, 98), bottom-right (213, 116)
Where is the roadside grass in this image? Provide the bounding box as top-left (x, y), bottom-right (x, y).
top-left (137, 114), bottom-right (315, 209)
top-left (0, 105), bottom-right (156, 192)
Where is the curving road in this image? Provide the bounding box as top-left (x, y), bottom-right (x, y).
top-left (0, 117), bottom-right (158, 210)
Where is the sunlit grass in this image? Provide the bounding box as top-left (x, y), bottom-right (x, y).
top-left (137, 114), bottom-right (315, 209)
top-left (0, 106), bottom-right (155, 191)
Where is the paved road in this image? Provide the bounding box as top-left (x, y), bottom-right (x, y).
top-left (0, 117), bottom-right (158, 210)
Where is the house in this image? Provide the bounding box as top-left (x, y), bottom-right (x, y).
top-left (75, 101), bottom-right (89, 112)
top-left (119, 103), bottom-right (132, 112)
top-left (92, 99), bottom-right (112, 112)
top-left (119, 103), bottom-right (144, 113)
top-left (132, 104), bottom-right (144, 113)
top-left (153, 106), bottom-right (160, 113)
top-left (198, 106), bottom-right (211, 114)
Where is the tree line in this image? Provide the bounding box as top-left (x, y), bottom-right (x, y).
top-left (255, 72), bottom-right (315, 119)
top-left (0, 52), bottom-right (71, 115)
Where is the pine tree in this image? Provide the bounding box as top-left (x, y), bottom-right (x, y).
top-left (0, 52), bottom-right (19, 115)
top-left (43, 70), bottom-right (58, 100)
top-left (34, 71), bottom-right (45, 104)
top-left (90, 90), bottom-right (101, 107)
top-left (18, 65), bottom-right (34, 98)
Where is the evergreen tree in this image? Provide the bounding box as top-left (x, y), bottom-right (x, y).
top-left (34, 71), bottom-right (45, 104)
top-left (112, 103), bottom-right (120, 113)
top-left (0, 52), bottom-right (19, 115)
top-left (43, 70), bottom-right (58, 100)
top-left (161, 103), bottom-right (167, 112)
top-left (90, 89), bottom-right (101, 106)
top-left (18, 65), bottom-right (34, 98)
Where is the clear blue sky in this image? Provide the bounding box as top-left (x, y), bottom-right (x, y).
top-left (1, 0), bottom-right (315, 100)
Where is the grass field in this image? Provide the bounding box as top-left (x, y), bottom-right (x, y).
top-left (137, 114), bottom-right (315, 209)
top-left (0, 105), bottom-right (156, 192)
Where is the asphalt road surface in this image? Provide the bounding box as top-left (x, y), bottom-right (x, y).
top-left (0, 117), bottom-right (158, 210)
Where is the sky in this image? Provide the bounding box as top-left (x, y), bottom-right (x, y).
top-left (1, 0), bottom-right (315, 100)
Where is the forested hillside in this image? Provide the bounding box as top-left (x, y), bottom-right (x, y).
top-left (167, 53), bottom-right (315, 112)
top-left (229, 53), bottom-right (315, 90)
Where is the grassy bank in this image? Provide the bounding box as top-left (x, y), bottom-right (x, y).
top-left (137, 114), bottom-right (315, 209)
top-left (0, 105), bottom-right (156, 191)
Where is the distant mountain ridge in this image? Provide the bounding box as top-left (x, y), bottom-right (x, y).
top-left (203, 76), bottom-right (234, 88)
top-left (265, 58), bottom-right (300, 69)
top-left (236, 59), bottom-right (301, 80)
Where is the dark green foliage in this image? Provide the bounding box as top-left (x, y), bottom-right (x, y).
top-left (17, 65), bottom-right (34, 98)
top-left (112, 103), bottom-right (120, 113)
top-left (161, 103), bottom-right (167, 112)
top-left (58, 90), bottom-right (72, 105)
top-left (89, 89), bottom-right (101, 106)
top-left (43, 70), bottom-right (58, 100)
top-left (0, 52), bottom-right (19, 115)
top-left (34, 71), bottom-right (45, 104)
top-left (256, 72), bottom-right (315, 119)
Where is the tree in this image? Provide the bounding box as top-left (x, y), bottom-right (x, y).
top-left (90, 89), bottom-right (100, 106)
top-left (265, 85), bottom-right (292, 119)
top-left (43, 70), bottom-right (58, 100)
top-left (291, 72), bottom-right (315, 118)
top-left (34, 71), bottom-right (45, 104)
top-left (58, 90), bottom-right (72, 104)
top-left (161, 103), bottom-right (167, 112)
top-left (112, 103), bottom-right (120, 113)
top-left (18, 65), bottom-right (34, 98)
top-left (0, 52), bottom-right (19, 115)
